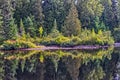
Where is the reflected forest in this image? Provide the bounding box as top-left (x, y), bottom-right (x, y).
top-left (1, 47), bottom-right (120, 80)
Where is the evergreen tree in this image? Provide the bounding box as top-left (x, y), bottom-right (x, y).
top-left (62, 2), bottom-right (81, 36)
top-left (42, 0), bottom-right (55, 33)
top-left (53, 0), bottom-right (69, 32)
top-left (1, 0), bottom-right (18, 40)
top-left (19, 19), bottom-right (25, 37)
top-left (111, 0), bottom-right (120, 28)
top-left (24, 16), bottom-right (36, 37)
top-left (0, 10), bottom-right (4, 41)
top-left (9, 17), bottom-right (18, 39)
top-left (93, 17), bottom-right (106, 32)
top-left (77, 0), bottom-right (104, 28)
top-left (101, 0), bottom-right (113, 30)
top-left (33, 0), bottom-right (44, 26)
top-left (39, 26), bottom-right (43, 38)
top-left (14, 0), bottom-right (31, 25)
top-left (48, 19), bottom-right (61, 38)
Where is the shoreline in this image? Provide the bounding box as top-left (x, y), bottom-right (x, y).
top-left (18, 45), bottom-right (111, 51)
top-left (2, 43), bottom-right (120, 51)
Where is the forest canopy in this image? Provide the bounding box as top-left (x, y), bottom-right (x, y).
top-left (0, 0), bottom-right (119, 49)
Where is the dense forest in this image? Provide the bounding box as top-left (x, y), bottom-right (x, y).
top-left (0, 0), bottom-right (120, 49)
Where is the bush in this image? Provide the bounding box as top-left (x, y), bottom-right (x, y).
top-left (38, 29), bottom-right (114, 46)
top-left (40, 35), bottom-right (71, 46)
top-left (2, 39), bottom-right (37, 50)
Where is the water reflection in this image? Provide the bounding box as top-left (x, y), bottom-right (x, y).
top-left (0, 46), bottom-right (120, 80)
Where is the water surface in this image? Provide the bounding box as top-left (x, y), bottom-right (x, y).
top-left (0, 47), bottom-right (120, 80)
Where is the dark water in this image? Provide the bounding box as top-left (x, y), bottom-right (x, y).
top-left (0, 47), bottom-right (120, 80)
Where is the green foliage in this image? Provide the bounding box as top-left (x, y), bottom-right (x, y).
top-left (40, 29), bottom-right (114, 46)
top-left (7, 17), bottom-right (18, 40)
top-left (2, 39), bottom-right (37, 50)
top-left (33, 0), bottom-right (44, 26)
top-left (77, 0), bottom-right (104, 28)
top-left (39, 26), bottom-right (43, 37)
top-left (79, 29), bottom-right (114, 45)
top-left (0, 0), bottom-right (118, 46)
top-left (113, 28), bottom-right (120, 42)
top-left (0, 10), bottom-right (4, 43)
top-left (48, 19), bottom-right (62, 38)
top-left (42, 0), bottom-right (69, 33)
top-left (62, 2), bottom-right (81, 36)
top-left (0, 0), bottom-right (18, 40)
top-left (20, 19), bottom-right (26, 37)
top-left (24, 16), bottom-right (36, 37)
top-left (93, 17), bottom-right (107, 32)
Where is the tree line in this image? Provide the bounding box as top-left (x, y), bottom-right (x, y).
top-left (0, 0), bottom-right (120, 41)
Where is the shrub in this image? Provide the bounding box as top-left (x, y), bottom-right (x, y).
top-left (39, 29), bottom-right (114, 46)
top-left (2, 39), bottom-right (37, 50)
top-left (55, 36), bottom-right (71, 46)
top-left (79, 29), bottom-right (114, 45)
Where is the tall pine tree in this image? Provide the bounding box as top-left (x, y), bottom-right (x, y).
top-left (0, 10), bottom-right (4, 41)
top-left (48, 19), bottom-right (61, 38)
top-left (101, 0), bottom-right (113, 30)
top-left (62, 1), bottom-right (81, 36)
top-left (111, 0), bottom-right (120, 28)
top-left (19, 19), bottom-right (25, 37)
top-left (1, 0), bottom-right (18, 40)
top-left (33, 0), bottom-right (44, 26)
top-left (77, 0), bottom-right (104, 28)
top-left (24, 16), bottom-right (36, 37)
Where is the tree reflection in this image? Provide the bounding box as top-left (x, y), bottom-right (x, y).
top-left (0, 46), bottom-right (118, 80)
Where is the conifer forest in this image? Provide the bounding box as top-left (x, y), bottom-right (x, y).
top-left (0, 0), bottom-right (120, 49)
top-left (1, 0), bottom-right (120, 80)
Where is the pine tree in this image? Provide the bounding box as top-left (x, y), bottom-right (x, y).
top-left (19, 19), bottom-right (25, 37)
top-left (48, 19), bottom-right (61, 38)
top-left (9, 17), bottom-right (18, 39)
top-left (100, 0), bottom-right (113, 30)
top-left (42, 0), bottom-right (55, 33)
top-left (39, 26), bottom-right (43, 38)
top-left (25, 16), bottom-right (36, 37)
top-left (33, 0), bottom-right (44, 26)
top-left (77, 0), bottom-right (104, 28)
top-left (0, 10), bottom-right (4, 41)
top-left (94, 17), bottom-right (106, 32)
top-left (111, 0), bottom-right (120, 27)
top-left (62, 2), bottom-right (81, 36)
top-left (1, 0), bottom-right (18, 40)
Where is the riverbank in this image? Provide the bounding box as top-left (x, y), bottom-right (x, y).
top-left (1, 34), bottom-right (114, 50)
top-left (5, 42), bottom-right (120, 51)
top-left (15, 45), bottom-right (113, 51)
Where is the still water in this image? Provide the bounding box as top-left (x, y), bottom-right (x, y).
top-left (0, 47), bottom-right (120, 80)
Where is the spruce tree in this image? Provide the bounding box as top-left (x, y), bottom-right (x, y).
top-left (42, 0), bottom-right (55, 33)
top-left (39, 26), bottom-right (43, 38)
top-left (48, 19), bottom-right (61, 38)
top-left (1, 0), bottom-right (18, 40)
top-left (19, 19), bottom-right (25, 37)
top-left (93, 17), bottom-right (106, 32)
top-left (0, 10), bottom-right (4, 41)
top-left (111, 0), bottom-right (120, 27)
top-left (77, 0), bottom-right (104, 28)
top-left (101, 0), bottom-right (113, 30)
top-left (33, 0), bottom-right (44, 26)
top-left (25, 16), bottom-right (36, 37)
top-left (62, 1), bottom-right (81, 36)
